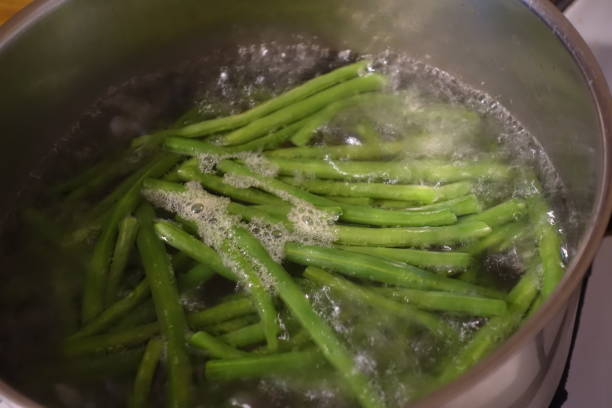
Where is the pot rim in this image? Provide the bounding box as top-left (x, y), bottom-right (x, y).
top-left (0, 0), bottom-right (611, 407)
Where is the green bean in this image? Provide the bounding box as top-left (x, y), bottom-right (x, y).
top-left (463, 222), bottom-right (526, 255)
top-left (154, 220), bottom-right (236, 281)
top-left (374, 287), bottom-right (507, 317)
top-left (354, 121), bottom-right (382, 145)
top-left (326, 196), bottom-right (373, 206)
top-left (461, 198), bottom-right (527, 228)
top-left (219, 322), bottom-right (266, 348)
top-left (205, 350), bottom-right (326, 381)
top-left (128, 338), bottom-right (163, 408)
top-left (105, 216), bottom-right (139, 305)
top-left (187, 298), bottom-right (256, 329)
top-left (66, 298), bottom-right (257, 355)
top-left (220, 239), bottom-right (279, 351)
top-left (437, 266), bottom-right (539, 384)
top-left (110, 266), bottom-right (214, 331)
top-left (81, 154), bottom-right (181, 322)
top-left (206, 315), bottom-right (259, 335)
top-left (304, 267), bottom-right (455, 338)
top-left (335, 222), bottom-right (491, 248)
top-left (217, 159), bottom-right (336, 207)
top-left (268, 158), bottom-right (512, 183)
top-left (63, 323), bottom-right (160, 356)
top-left (218, 74), bottom-right (387, 146)
top-left (176, 162), bottom-right (284, 205)
top-left (177, 263), bottom-right (215, 292)
top-left (189, 331), bottom-right (249, 359)
top-left (227, 202), bottom-right (291, 227)
top-left (231, 227), bottom-right (386, 408)
top-left (375, 194), bottom-right (483, 216)
top-left (72, 279), bottom-right (150, 339)
top-left (158, 61), bottom-right (370, 141)
top-left (256, 202), bottom-right (456, 228)
top-left (267, 141), bottom-right (408, 160)
top-left (280, 177), bottom-right (456, 204)
top-left (285, 243), bottom-right (503, 299)
top-left (136, 204), bottom-right (192, 408)
top-left (528, 194), bottom-right (565, 299)
top-left (289, 93), bottom-right (393, 146)
top-left (338, 246), bottom-right (473, 274)
top-left (539, 224), bottom-right (564, 299)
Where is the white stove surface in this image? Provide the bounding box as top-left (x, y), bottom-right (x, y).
top-left (563, 1), bottom-right (612, 407)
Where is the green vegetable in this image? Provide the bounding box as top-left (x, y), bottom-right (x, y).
top-left (189, 331), bottom-right (249, 359)
top-left (338, 246), bottom-right (473, 274)
top-left (304, 267), bottom-right (455, 338)
top-left (218, 74), bottom-right (387, 146)
top-left (129, 338), bottom-right (163, 408)
top-left (289, 93), bottom-right (394, 146)
top-left (268, 158), bottom-right (512, 183)
top-left (105, 216), bottom-right (139, 305)
top-left (231, 227), bottom-right (386, 408)
top-left (281, 177), bottom-right (471, 204)
top-left (335, 222), bottom-right (491, 247)
top-left (81, 153), bottom-right (181, 322)
top-left (205, 350), bottom-right (326, 381)
top-left (144, 60), bottom-right (370, 141)
top-left (136, 204), bottom-right (192, 408)
top-left (375, 194), bottom-right (483, 216)
top-left (374, 287), bottom-right (507, 317)
top-left (285, 243), bottom-right (503, 299)
top-left (266, 140), bottom-right (408, 160)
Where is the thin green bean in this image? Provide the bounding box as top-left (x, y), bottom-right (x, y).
top-left (304, 267), bottom-right (455, 338)
top-left (105, 216), bottom-right (139, 305)
top-left (289, 93), bottom-right (393, 146)
top-left (81, 153), bottom-right (181, 322)
top-left (128, 338), bottom-right (163, 408)
top-left (268, 158), bottom-right (512, 183)
top-left (338, 246), bottom-right (473, 274)
top-left (460, 198), bottom-right (527, 228)
top-left (205, 350), bottom-right (326, 381)
top-left (136, 204), bottom-right (192, 408)
top-left (335, 222), bottom-right (491, 248)
top-left (218, 74), bottom-right (387, 146)
top-left (285, 243), bottom-right (504, 299)
top-left (375, 194), bottom-right (483, 216)
top-left (189, 331), bottom-right (249, 359)
top-left (232, 227), bottom-right (386, 408)
top-left (176, 162), bottom-right (285, 206)
top-left (150, 60), bottom-right (370, 141)
top-left (374, 287), bottom-right (507, 317)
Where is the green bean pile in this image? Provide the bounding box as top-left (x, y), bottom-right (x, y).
top-left (42, 60), bottom-right (565, 408)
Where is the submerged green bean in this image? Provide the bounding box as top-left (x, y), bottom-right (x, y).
top-left (136, 205), bottom-right (192, 408)
top-left (129, 338), bottom-right (163, 408)
top-left (304, 267), bottom-right (455, 338)
top-left (153, 60), bottom-right (370, 141)
top-left (105, 216), bottom-right (139, 305)
top-left (218, 74), bottom-right (386, 146)
top-left (338, 246), bottom-right (473, 274)
top-left (269, 158), bottom-right (512, 183)
top-left (286, 243), bottom-right (503, 299)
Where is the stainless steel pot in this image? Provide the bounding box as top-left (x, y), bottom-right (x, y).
top-left (0, 0), bottom-right (610, 407)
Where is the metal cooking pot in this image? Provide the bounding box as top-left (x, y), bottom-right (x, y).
top-left (0, 0), bottom-right (610, 407)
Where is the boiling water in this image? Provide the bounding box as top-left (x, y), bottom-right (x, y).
top-left (0, 39), bottom-right (569, 408)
